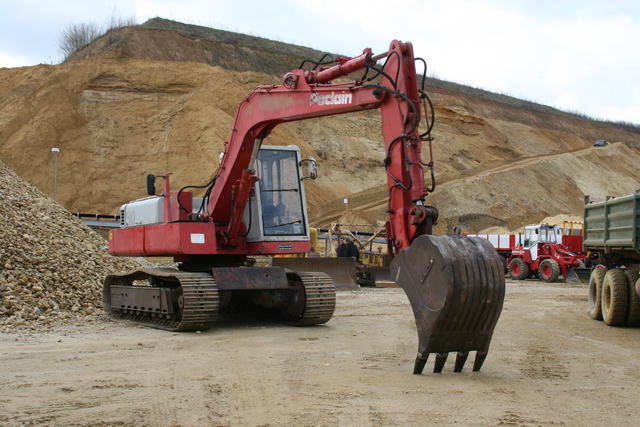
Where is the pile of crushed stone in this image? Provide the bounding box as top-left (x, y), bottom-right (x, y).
top-left (0, 161), bottom-right (141, 332)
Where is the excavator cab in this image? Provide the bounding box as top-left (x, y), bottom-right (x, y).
top-left (249, 146), bottom-right (360, 288)
top-left (244, 145), bottom-right (310, 240)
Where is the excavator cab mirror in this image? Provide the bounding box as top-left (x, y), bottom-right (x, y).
top-left (301, 157), bottom-right (317, 180)
top-left (147, 174), bottom-right (156, 196)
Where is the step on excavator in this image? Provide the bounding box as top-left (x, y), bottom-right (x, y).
top-left (105, 40), bottom-right (505, 374)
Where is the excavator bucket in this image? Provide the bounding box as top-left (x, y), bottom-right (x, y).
top-left (565, 267), bottom-right (591, 284)
top-left (390, 234), bottom-right (505, 374)
top-left (368, 265), bottom-right (397, 287)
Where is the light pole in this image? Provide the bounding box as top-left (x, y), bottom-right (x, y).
top-left (51, 148), bottom-right (60, 201)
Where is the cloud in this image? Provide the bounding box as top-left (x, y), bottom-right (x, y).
top-left (0, 0), bottom-right (139, 66)
top-left (0, 51), bottom-right (31, 68)
top-left (554, 91), bottom-right (581, 111)
top-left (395, 1), bottom-right (640, 122)
top-left (604, 104), bottom-right (640, 123)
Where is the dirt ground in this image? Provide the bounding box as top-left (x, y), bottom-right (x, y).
top-left (2, 279), bottom-right (639, 427)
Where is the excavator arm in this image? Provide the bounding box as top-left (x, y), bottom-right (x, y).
top-left (207, 40), bottom-right (504, 374)
top-left (208, 40), bottom-right (435, 253)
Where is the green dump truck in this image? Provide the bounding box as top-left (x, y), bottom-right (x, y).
top-left (584, 191), bottom-right (640, 326)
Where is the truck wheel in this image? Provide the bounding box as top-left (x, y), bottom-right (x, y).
top-left (588, 267), bottom-right (606, 320)
top-left (539, 259), bottom-right (560, 282)
top-left (601, 268), bottom-right (629, 326)
top-left (624, 270), bottom-right (640, 326)
top-left (509, 258), bottom-right (529, 280)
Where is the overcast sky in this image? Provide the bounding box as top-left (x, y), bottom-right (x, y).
top-left (1, 0), bottom-right (639, 124)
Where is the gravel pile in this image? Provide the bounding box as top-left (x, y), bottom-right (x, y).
top-left (0, 160), bottom-right (141, 332)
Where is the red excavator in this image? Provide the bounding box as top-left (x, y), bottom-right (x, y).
top-left (105, 40), bottom-right (505, 374)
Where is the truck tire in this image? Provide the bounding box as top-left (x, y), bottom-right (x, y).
top-left (509, 258), bottom-right (529, 280)
top-left (601, 268), bottom-right (628, 326)
top-left (539, 259), bottom-right (560, 282)
top-left (624, 270), bottom-right (640, 326)
top-left (588, 267), bottom-right (606, 320)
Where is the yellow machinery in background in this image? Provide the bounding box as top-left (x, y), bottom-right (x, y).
top-left (268, 227), bottom-right (396, 288)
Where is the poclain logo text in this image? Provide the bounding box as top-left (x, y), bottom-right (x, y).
top-left (310, 91), bottom-right (353, 106)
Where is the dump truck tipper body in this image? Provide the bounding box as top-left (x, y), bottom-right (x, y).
top-left (583, 192), bottom-right (640, 257)
top-left (584, 191), bottom-right (640, 326)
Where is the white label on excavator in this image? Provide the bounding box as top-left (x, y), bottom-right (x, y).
top-left (310, 91), bottom-right (353, 106)
top-left (191, 234), bottom-right (205, 244)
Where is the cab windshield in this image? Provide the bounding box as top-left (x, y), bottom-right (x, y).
top-left (256, 149), bottom-right (306, 236)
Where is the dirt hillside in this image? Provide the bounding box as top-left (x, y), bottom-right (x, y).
top-left (66, 18), bottom-right (330, 77)
top-left (1, 22), bottom-right (640, 234)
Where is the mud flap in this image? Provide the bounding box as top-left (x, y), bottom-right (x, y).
top-left (390, 234), bottom-right (505, 374)
top-left (566, 267), bottom-right (590, 284)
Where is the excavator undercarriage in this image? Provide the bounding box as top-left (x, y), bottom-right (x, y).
top-left (104, 268), bottom-right (336, 332)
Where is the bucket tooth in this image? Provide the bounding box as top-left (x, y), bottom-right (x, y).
top-left (413, 354), bottom-right (429, 375)
top-left (454, 352), bottom-right (469, 372)
top-left (434, 353), bottom-right (448, 373)
top-left (391, 234), bottom-right (505, 374)
top-left (473, 351), bottom-right (488, 372)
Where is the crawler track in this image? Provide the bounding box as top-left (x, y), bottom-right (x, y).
top-left (289, 271), bottom-right (336, 325)
top-left (103, 268), bottom-right (219, 332)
